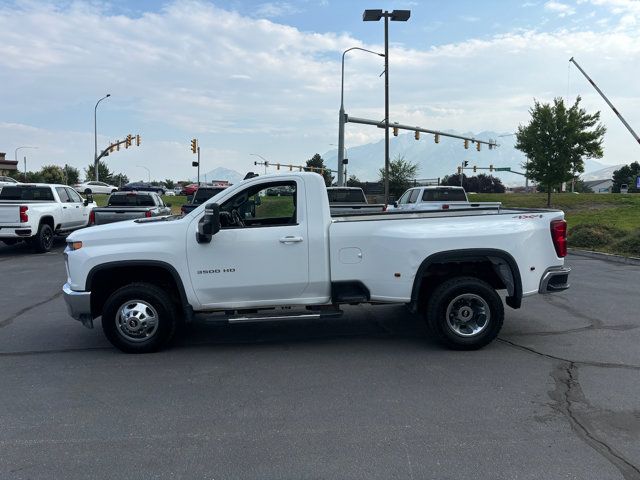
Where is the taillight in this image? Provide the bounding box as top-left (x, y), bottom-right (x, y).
top-left (19, 206), bottom-right (28, 223)
top-left (89, 209), bottom-right (95, 225)
top-left (442, 204), bottom-right (450, 210)
top-left (145, 210), bottom-right (152, 218)
top-left (550, 219), bottom-right (567, 258)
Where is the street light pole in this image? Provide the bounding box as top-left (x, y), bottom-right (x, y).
top-left (338, 47), bottom-right (384, 187)
top-left (94, 94), bottom-right (111, 182)
top-left (14, 146), bottom-right (38, 181)
top-left (137, 165), bottom-right (151, 183)
top-left (363, 9), bottom-right (411, 206)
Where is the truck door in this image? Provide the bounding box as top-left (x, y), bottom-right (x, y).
top-left (55, 187), bottom-right (74, 229)
top-left (65, 188), bottom-right (90, 228)
top-left (186, 179), bottom-right (310, 307)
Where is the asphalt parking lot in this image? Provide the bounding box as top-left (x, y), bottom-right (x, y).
top-left (1, 240), bottom-right (639, 480)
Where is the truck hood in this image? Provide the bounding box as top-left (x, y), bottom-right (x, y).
top-left (67, 215), bottom-right (184, 243)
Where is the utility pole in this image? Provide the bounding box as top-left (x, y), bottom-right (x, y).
top-left (24, 157), bottom-right (27, 182)
top-left (197, 146), bottom-right (201, 185)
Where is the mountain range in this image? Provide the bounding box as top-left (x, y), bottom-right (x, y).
top-left (321, 131), bottom-right (613, 186)
top-left (198, 131), bottom-right (621, 187)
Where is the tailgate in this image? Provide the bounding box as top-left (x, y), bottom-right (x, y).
top-left (0, 205), bottom-right (20, 224)
top-left (94, 208), bottom-right (149, 224)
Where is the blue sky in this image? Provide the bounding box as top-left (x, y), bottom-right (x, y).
top-left (0, 0), bottom-right (638, 182)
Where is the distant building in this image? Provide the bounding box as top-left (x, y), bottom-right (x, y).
top-left (584, 179), bottom-right (613, 193)
top-left (0, 152), bottom-right (18, 175)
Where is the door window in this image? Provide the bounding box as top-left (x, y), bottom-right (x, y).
top-left (66, 188), bottom-right (83, 203)
top-left (219, 181), bottom-right (297, 228)
top-left (408, 189), bottom-right (420, 204)
top-left (56, 187), bottom-right (70, 203)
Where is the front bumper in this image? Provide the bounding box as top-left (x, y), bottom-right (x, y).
top-left (62, 282), bottom-right (93, 328)
top-left (539, 267), bottom-right (571, 294)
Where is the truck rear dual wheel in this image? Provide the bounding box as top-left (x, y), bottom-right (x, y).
top-left (425, 276), bottom-right (504, 350)
top-left (101, 282), bottom-right (177, 353)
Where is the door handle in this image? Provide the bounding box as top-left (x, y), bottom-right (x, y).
top-left (63, 206), bottom-right (67, 209)
top-left (279, 236), bottom-right (303, 243)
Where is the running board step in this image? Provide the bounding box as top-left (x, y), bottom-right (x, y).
top-left (227, 309), bottom-right (343, 324)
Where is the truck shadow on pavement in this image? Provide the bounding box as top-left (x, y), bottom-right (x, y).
top-left (173, 305), bottom-right (434, 351)
top-left (0, 238), bottom-right (66, 258)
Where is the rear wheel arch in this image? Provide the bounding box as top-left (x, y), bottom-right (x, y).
top-left (410, 249), bottom-right (523, 312)
top-left (86, 261), bottom-right (191, 321)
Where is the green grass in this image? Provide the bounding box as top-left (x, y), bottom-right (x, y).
top-left (472, 192), bottom-right (640, 256)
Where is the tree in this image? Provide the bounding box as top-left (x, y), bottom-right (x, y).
top-left (305, 153), bottom-right (333, 186)
top-left (442, 173), bottom-right (505, 193)
top-left (84, 161), bottom-right (113, 183)
top-left (39, 165), bottom-right (65, 184)
top-left (612, 162), bottom-right (640, 193)
top-left (379, 155), bottom-right (419, 199)
top-left (62, 164), bottom-right (80, 185)
top-left (164, 179), bottom-right (175, 189)
top-left (346, 174), bottom-right (361, 187)
top-left (112, 173), bottom-right (129, 187)
top-left (515, 96), bottom-right (606, 206)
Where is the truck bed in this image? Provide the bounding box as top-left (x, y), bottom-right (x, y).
top-left (331, 206), bottom-right (555, 221)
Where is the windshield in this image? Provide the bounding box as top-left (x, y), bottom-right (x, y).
top-left (422, 189), bottom-right (467, 202)
top-left (327, 189), bottom-right (366, 203)
top-left (193, 187), bottom-right (226, 205)
top-left (0, 186), bottom-right (54, 201)
top-left (108, 194), bottom-right (155, 206)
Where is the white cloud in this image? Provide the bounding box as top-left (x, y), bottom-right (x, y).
top-left (0, 1), bottom-right (638, 181)
top-left (254, 2), bottom-right (302, 18)
top-left (544, 1), bottom-right (577, 16)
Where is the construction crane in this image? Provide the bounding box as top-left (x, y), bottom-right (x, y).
top-left (569, 56), bottom-right (640, 145)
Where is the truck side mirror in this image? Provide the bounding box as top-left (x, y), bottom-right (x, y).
top-left (393, 201), bottom-right (398, 208)
top-left (84, 194), bottom-right (94, 206)
top-left (197, 203), bottom-right (221, 244)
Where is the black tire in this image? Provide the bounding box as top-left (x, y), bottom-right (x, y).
top-left (425, 276), bottom-right (504, 350)
top-left (101, 282), bottom-right (177, 353)
top-left (33, 222), bottom-right (54, 253)
top-left (84, 188), bottom-right (92, 194)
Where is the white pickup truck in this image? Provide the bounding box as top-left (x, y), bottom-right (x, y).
top-left (390, 186), bottom-right (502, 211)
top-left (0, 184), bottom-right (96, 252)
top-left (62, 172), bottom-right (570, 353)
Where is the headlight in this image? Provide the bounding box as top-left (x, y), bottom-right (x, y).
top-left (67, 241), bottom-right (83, 251)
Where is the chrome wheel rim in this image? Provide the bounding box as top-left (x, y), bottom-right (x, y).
top-left (116, 300), bottom-right (159, 343)
top-left (445, 293), bottom-right (490, 337)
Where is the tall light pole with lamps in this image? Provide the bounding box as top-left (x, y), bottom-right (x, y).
top-left (363, 9), bottom-right (410, 206)
top-left (136, 165), bottom-right (151, 183)
top-left (338, 47), bottom-right (384, 186)
top-left (94, 94), bottom-right (111, 182)
top-left (15, 146), bottom-right (38, 181)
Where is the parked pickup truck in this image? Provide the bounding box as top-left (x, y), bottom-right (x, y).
top-left (91, 191), bottom-right (171, 225)
top-left (62, 172), bottom-right (570, 353)
top-left (390, 186), bottom-right (502, 211)
top-left (180, 185), bottom-right (228, 215)
top-left (0, 184), bottom-right (96, 252)
top-left (327, 187), bottom-right (386, 215)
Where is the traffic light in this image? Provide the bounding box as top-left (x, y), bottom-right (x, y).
top-left (464, 139), bottom-right (469, 149)
top-left (473, 166), bottom-right (477, 173)
top-left (489, 164), bottom-right (494, 172)
top-left (414, 130), bottom-right (420, 140)
top-left (109, 144), bottom-right (115, 153)
top-left (393, 124), bottom-right (399, 136)
top-left (116, 142), bottom-right (120, 151)
top-left (276, 163), bottom-right (280, 170)
top-left (464, 161), bottom-right (469, 167)
top-left (192, 161), bottom-right (198, 167)
top-left (190, 138), bottom-right (197, 154)
top-left (434, 133), bottom-right (440, 144)
top-left (136, 134), bottom-right (141, 147)
top-left (476, 142), bottom-right (481, 152)
top-left (457, 167), bottom-right (462, 174)
top-left (125, 134), bottom-right (132, 148)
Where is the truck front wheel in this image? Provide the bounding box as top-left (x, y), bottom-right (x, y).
top-left (425, 276), bottom-right (504, 350)
top-left (101, 282), bottom-right (177, 353)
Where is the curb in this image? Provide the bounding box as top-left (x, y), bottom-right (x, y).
top-left (568, 248), bottom-right (640, 266)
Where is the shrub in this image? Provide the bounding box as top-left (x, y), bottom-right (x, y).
top-left (612, 231), bottom-right (640, 257)
top-left (568, 224), bottom-right (622, 249)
